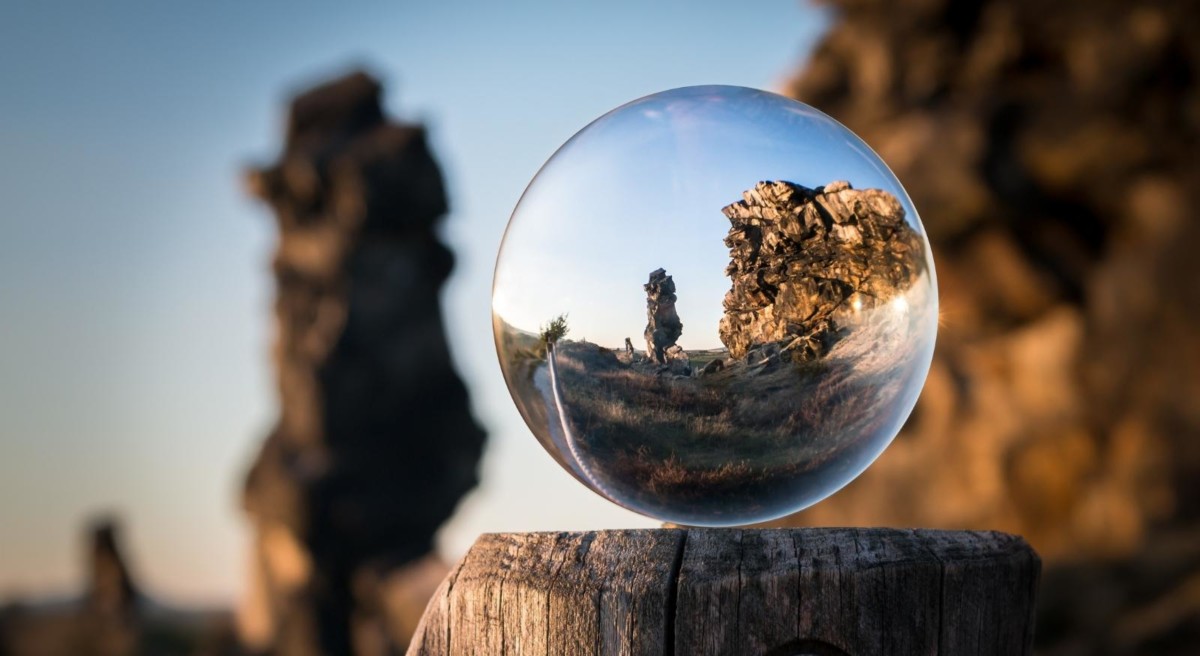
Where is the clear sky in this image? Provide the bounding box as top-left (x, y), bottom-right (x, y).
top-left (0, 1), bottom-right (829, 605)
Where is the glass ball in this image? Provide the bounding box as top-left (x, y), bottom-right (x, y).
top-left (493, 85), bottom-right (937, 526)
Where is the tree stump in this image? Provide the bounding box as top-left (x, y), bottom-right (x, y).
top-left (408, 528), bottom-right (1039, 655)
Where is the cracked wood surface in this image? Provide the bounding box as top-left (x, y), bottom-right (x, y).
top-left (408, 528), bottom-right (1039, 655)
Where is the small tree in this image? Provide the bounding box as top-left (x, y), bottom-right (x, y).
top-left (539, 314), bottom-right (569, 350)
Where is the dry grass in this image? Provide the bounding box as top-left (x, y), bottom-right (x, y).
top-left (496, 305), bottom-right (924, 521)
top-left (547, 338), bottom-right (900, 512)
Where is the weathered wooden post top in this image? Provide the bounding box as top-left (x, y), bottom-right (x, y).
top-left (434, 86), bottom-right (1042, 654)
top-left (408, 528), bottom-right (1038, 656)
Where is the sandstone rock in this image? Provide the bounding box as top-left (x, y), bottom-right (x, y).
top-left (699, 358), bottom-right (725, 376)
top-left (241, 71), bottom-right (485, 655)
top-left (82, 520), bottom-right (139, 656)
top-left (717, 180), bottom-right (925, 361)
top-left (86, 520), bottom-right (138, 617)
top-left (619, 336), bottom-right (638, 364)
top-left (663, 344), bottom-right (691, 376)
top-left (643, 268), bottom-right (683, 364)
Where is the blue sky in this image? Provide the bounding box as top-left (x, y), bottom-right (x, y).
top-left (0, 1), bottom-right (830, 604)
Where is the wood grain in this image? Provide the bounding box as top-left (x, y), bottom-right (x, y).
top-left (408, 528), bottom-right (1039, 655)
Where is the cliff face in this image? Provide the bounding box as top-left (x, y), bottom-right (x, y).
top-left (784, 1), bottom-right (1200, 653)
top-left (241, 72), bottom-right (485, 655)
top-left (719, 180), bottom-right (925, 362)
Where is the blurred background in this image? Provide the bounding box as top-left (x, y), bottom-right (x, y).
top-left (1, 1), bottom-right (1196, 654)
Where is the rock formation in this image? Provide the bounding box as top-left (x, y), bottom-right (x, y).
top-left (663, 344), bottom-right (692, 376)
top-left (699, 358), bottom-right (725, 376)
top-left (85, 520), bottom-right (139, 618)
top-left (0, 517), bottom-right (237, 656)
top-left (643, 268), bottom-right (682, 364)
top-left (80, 520), bottom-right (139, 656)
top-left (719, 180), bottom-right (924, 362)
top-left (783, 1), bottom-right (1200, 653)
top-left (240, 71), bottom-right (485, 655)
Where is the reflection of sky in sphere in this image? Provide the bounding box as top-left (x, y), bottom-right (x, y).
top-left (493, 85), bottom-right (922, 350)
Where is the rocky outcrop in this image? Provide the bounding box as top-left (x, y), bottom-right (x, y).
top-left (718, 180), bottom-right (924, 361)
top-left (86, 520), bottom-right (138, 618)
top-left (663, 344), bottom-right (692, 376)
top-left (80, 520), bottom-right (139, 656)
top-left (699, 358), bottom-right (725, 376)
top-left (643, 268), bottom-right (682, 364)
top-left (782, 1), bottom-right (1200, 653)
top-left (0, 517), bottom-right (237, 656)
top-left (240, 71), bottom-right (485, 655)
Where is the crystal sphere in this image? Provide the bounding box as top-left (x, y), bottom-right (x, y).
top-left (493, 85), bottom-right (937, 526)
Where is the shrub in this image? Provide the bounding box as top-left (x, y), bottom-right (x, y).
top-left (539, 314), bottom-right (569, 346)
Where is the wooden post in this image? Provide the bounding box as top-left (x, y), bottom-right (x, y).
top-left (408, 528), bottom-right (1039, 656)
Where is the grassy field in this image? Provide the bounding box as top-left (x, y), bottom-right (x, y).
top-left (548, 338), bottom-right (903, 523)
top-left (494, 282), bottom-right (932, 525)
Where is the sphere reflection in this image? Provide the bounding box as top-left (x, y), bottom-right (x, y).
top-left (493, 86), bottom-right (937, 526)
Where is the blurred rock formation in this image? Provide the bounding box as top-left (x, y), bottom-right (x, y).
top-left (82, 520), bottom-right (140, 655)
top-left (643, 268), bottom-right (683, 364)
top-left (0, 518), bottom-right (236, 656)
top-left (240, 71), bottom-right (485, 655)
top-left (719, 180), bottom-right (924, 362)
top-left (783, 1), bottom-right (1200, 653)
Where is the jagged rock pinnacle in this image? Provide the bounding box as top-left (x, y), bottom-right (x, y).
top-left (718, 180), bottom-right (925, 361)
top-left (643, 268), bottom-right (683, 364)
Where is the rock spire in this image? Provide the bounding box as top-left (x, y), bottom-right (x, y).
top-left (719, 180), bottom-right (925, 361)
top-left (643, 268), bottom-right (683, 364)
